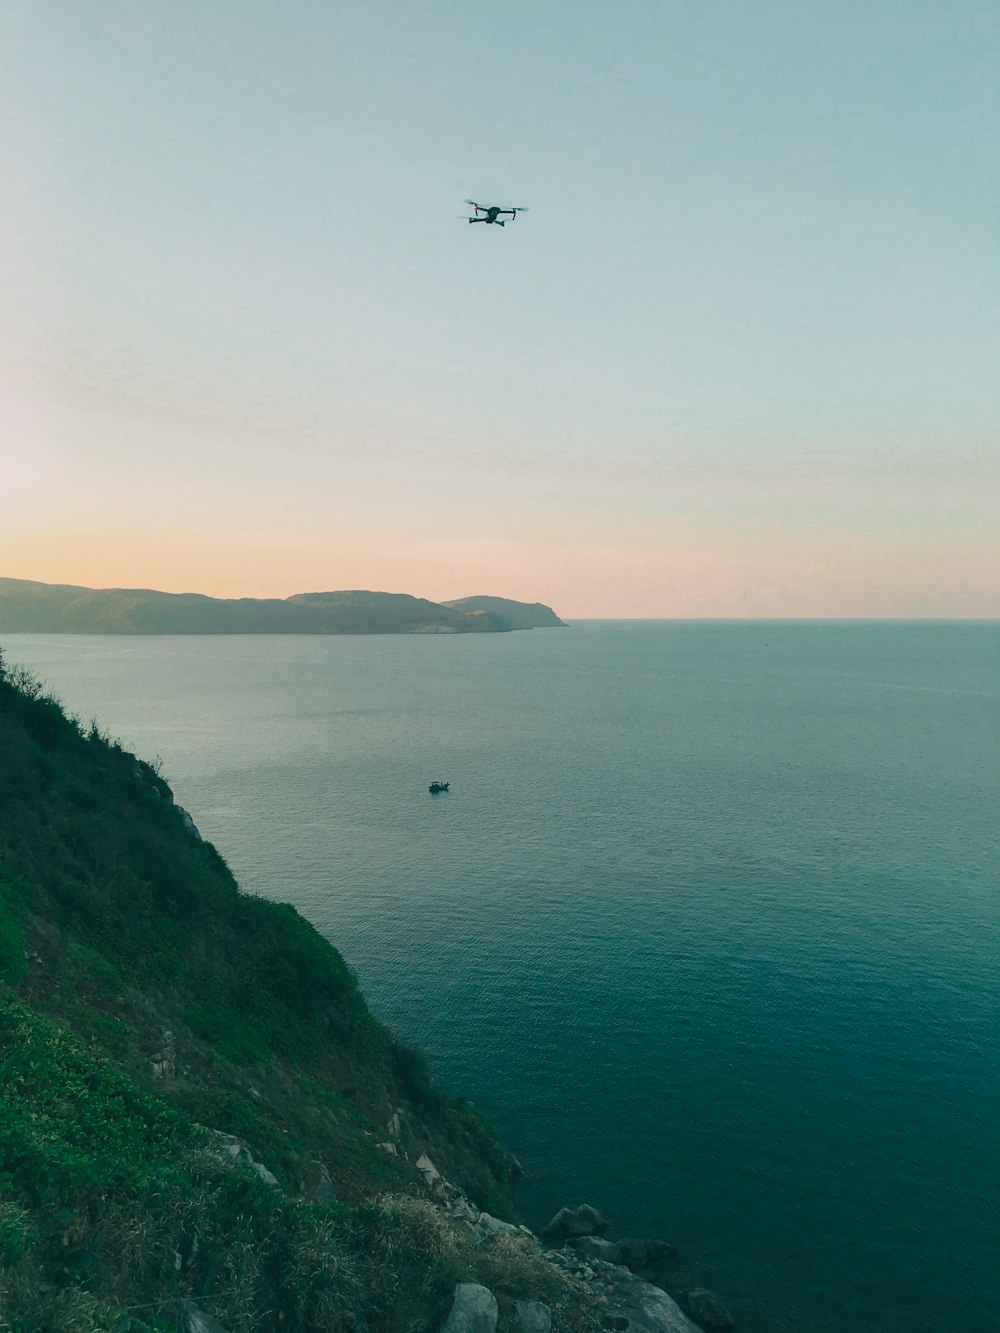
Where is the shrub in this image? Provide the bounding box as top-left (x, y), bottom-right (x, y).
top-left (0, 1198), bottom-right (37, 1264)
top-left (0, 898), bottom-right (25, 984)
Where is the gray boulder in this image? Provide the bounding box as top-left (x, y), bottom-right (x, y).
top-left (476, 1211), bottom-right (520, 1239)
top-left (569, 1235), bottom-right (622, 1264)
top-left (540, 1203), bottom-right (609, 1243)
top-left (203, 1129), bottom-right (280, 1193)
top-left (416, 1154), bottom-right (441, 1180)
top-left (178, 1303), bottom-right (227, 1333)
top-left (604, 1276), bottom-right (701, 1333)
top-left (514, 1300), bottom-right (552, 1333)
top-left (687, 1289), bottom-right (734, 1329)
top-left (439, 1284), bottom-right (498, 1333)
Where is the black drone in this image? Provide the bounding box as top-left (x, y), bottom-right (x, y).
top-left (464, 200), bottom-right (529, 227)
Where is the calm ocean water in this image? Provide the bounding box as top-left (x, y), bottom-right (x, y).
top-left (5, 623), bottom-right (998, 1333)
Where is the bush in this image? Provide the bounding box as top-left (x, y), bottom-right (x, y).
top-left (0, 1198), bottom-right (37, 1264)
top-left (0, 898), bottom-right (25, 984)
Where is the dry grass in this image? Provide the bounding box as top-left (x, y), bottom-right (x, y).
top-left (472, 1233), bottom-right (570, 1300)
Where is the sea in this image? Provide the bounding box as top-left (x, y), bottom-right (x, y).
top-left (5, 622), bottom-right (998, 1333)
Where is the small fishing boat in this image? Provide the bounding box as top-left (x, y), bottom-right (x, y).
top-left (428, 781), bottom-right (450, 794)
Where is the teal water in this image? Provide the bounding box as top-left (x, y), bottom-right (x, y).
top-left (5, 623), bottom-right (998, 1332)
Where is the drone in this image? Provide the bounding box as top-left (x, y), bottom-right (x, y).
top-left (464, 200), bottom-right (529, 227)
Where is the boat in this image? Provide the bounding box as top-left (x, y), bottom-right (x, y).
top-left (428, 781), bottom-right (450, 794)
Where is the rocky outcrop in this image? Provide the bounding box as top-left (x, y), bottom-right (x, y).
top-left (476, 1210), bottom-right (521, 1239)
top-left (417, 1162), bottom-right (729, 1332)
top-left (604, 1276), bottom-right (702, 1333)
top-left (415, 1154), bottom-right (534, 1246)
top-left (687, 1289), bottom-right (735, 1329)
top-left (438, 1283), bottom-right (499, 1333)
top-left (176, 806), bottom-right (203, 841)
top-left (539, 1203), bottom-right (609, 1243)
top-left (149, 1027), bottom-right (176, 1080)
top-left (203, 1129), bottom-right (280, 1192)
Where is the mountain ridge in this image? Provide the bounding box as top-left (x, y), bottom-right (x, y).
top-left (0, 578), bottom-right (566, 635)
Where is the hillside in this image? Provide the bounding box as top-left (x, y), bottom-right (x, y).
top-left (0, 580), bottom-right (564, 636)
top-left (0, 649), bottom-right (583, 1331)
top-left (442, 597), bottom-right (567, 629)
top-left (0, 650), bottom-right (717, 1333)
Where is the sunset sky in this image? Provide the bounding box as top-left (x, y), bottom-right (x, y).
top-left (3, 1), bottom-right (998, 617)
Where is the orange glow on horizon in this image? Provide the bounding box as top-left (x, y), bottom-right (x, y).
top-left (2, 526), bottom-right (997, 620)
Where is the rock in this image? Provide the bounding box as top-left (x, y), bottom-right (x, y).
top-left (178, 1302), bottom-right (228, 1333)
top-left (387, 1110), bottom-right (402, 1139)
top-left (203, 1129), bottom-right (280, 1193)
top-left (150, 1028), bottom-right (175, 1080)
top-left (438, 1283), bottom-right (499, 1333)
top-left (514, 1299), bottom-right (552, 1333)
top-left (416, 1154), bottom-right (440, 1180)
top-left (547, 1250), bottom-right (576, 1270)
top-left (376, 1140), bottom-right (398, 1155)
top-left (540, 1203), bottom-right (609, 1243)
top-left (476, 1211), bottom-right (520, 1239)
top-left (645, 1240), bottom-right (677, 1262)
top-left (687, 1290), bottom-right (734, 1329)
top-left (310, 1161), bottom-right (337, 1205)
top-left (618, 1238), bottom-right (677, 1270)
top-left (570, 1235), bottom-right (622, 1264)
top-left (617, 1239), bottom-right (649, 1269)
top-left (603, 1276), bottom-right (701, 1333)
top-left (176, 806), bottom-right (203, 841)
top-left (446, 1196), bottom-right (479, 1224)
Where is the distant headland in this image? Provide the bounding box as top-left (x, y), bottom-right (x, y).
top-left (0, 578), bottom-right (566, 635)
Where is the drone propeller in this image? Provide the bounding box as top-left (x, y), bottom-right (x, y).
top-left (464, 199), bottom-right (485, 211)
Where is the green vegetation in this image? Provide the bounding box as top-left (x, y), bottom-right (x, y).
top-left (0, 648), bottom-right (585, 1331)
top-left (441, 596), bottom-right (567, 629)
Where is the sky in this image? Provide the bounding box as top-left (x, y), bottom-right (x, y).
top-left (2, 1), bottom-right (998, 617)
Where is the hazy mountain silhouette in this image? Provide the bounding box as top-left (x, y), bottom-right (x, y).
top-left (442, 595), bottom-right (566, 629)
top-left (0, 578), bottom-right (565, 634)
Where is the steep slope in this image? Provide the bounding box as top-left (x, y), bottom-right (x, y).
top-left (0, 650), bottom-right (596, 1332)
